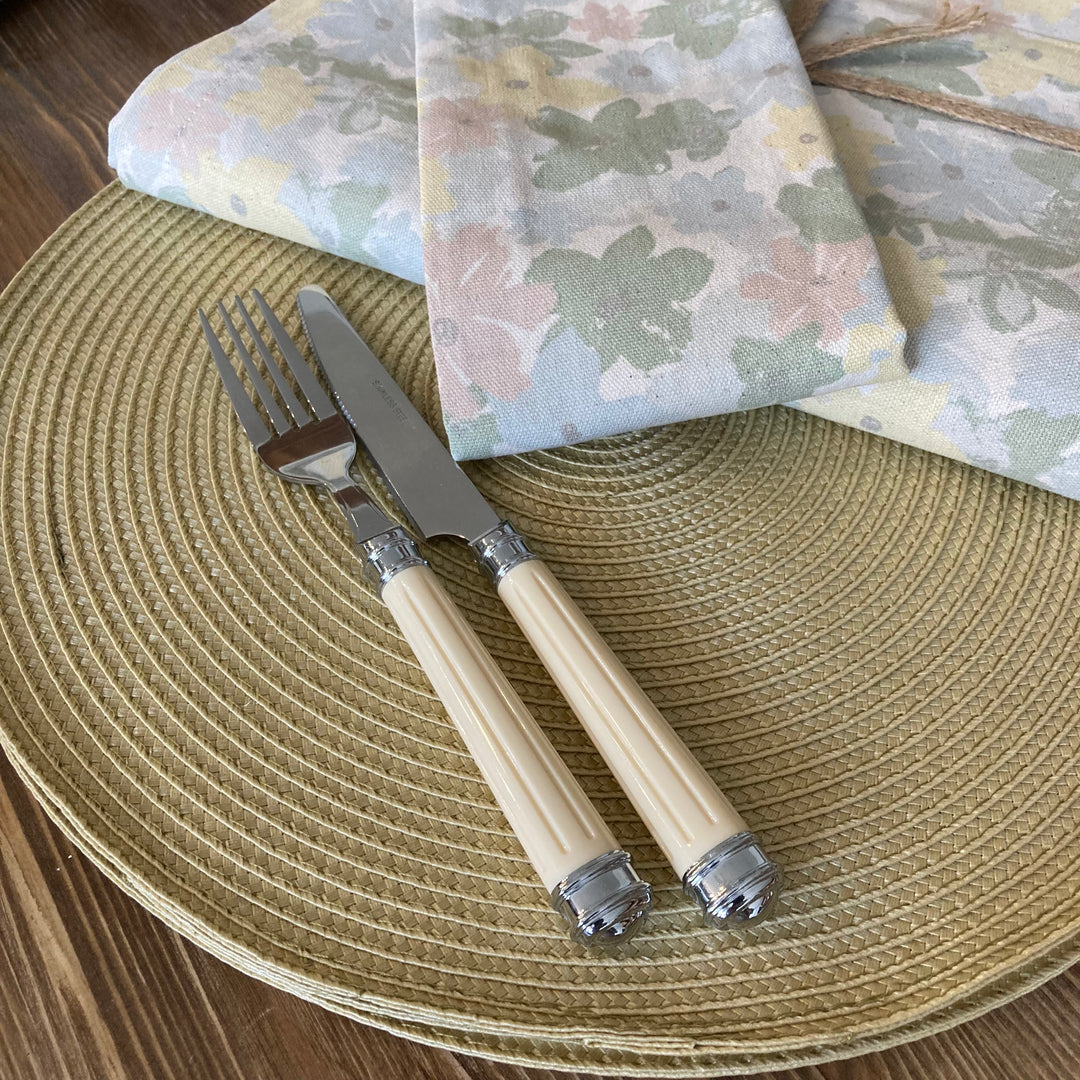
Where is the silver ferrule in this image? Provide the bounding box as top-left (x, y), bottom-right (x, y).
top-left (361, 526), bottom-right (427, 592)
top-left (470, 520), bottom-right (536, 585)
top-left (551, 850), bottom-right (652, 947)
top-left (682, 832), bottom-right (782, 927)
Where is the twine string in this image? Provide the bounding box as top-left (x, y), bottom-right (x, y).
top-left (789, 0), bottom-right (830, 43)
top-left (792, 0), bottom-right (1080, 152)
top-left (798, 2), bottom-right (987, 66)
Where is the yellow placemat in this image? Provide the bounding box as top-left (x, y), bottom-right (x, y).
top-left (1, 183), bottom-right (1078, 1076)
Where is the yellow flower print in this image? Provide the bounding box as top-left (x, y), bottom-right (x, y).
top-left (185, 153), bottom-right (321, 249)
top-left (997, 0), bottom-right (1073, 23)
top-left (181, 31), bottom-right (238, 71)
top-left (147, 65), bottom-right (195, 93)
top-left (457, 46), bottom-right (617, 121)
top-left (224, 66), bottom-right (319, 131)
top-left (974, 31), bottom-right (1080, 97)
top-left (798, 381), bottom-right (970, 465)
top-left (420, 158), bottom-right (456, 216)
top-left (841, 308), bottom-right (906, 377)
top-left (145, 31), bottom-right (236, 92)
top-left (824, 114), bottom-right (894, 198)
top-left (764, 102), bottom-right (834, 173)
top-left (266, 0), bottom-right (325, 34)
top-left (875, 236), bottom-right (948, 331)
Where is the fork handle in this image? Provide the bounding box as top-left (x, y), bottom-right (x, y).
top-left (474, 538), bottom-right (782, 927)
top-left (374, 555), bottom-right (650, 944)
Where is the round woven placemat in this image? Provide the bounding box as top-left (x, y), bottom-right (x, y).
top-left (1, 183), bottom-right (1079, 1076)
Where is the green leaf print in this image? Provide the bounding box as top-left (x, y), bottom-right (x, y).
top-left (440, 13), bottom-right (499, 39)
top-left (445, 9), bottom-right (564, 41)
top-left (946, 259), bottom-right (1080, 333)
top-left (525, 227), bottom-right (714, 371)
top-left (263, 42), bottom-right (417, 131)
top-left (446, 412), bottom-right (500, 460)
top-left (261, 37), bottom-right (418, 129)
top-left (640, 0), bottom-right (768, 59)
top-left (933, 214), bottom-right (1080, 333)
top-left (930, 218), bottom-right (1077, 270)
top-left (327, 59), bottom-right (418, 128)
top-left (842, 39), bottom-right (988, 96)
top-left (441, 10), bottom-right (599, 74)
top-left (530, 98), bottom-right (734, 191)
top-left (1002, 410), bottom-right (1080, 484)
top-left (978, 274), bottom-right (1037, 332)
top-left (862, 193), bottom-right (927, 245)
top-left (266, 35), bottom-right (323, 76)
top-left (776, 167), bottom-right (871, 244)
top-left (730, 325), bottom-right (844, 408)
top-left (504, 9), bottom-right (568, 39)
top-left (1011, 146), bottom-right (1080, 192)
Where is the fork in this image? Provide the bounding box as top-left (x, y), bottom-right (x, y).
top-left (199, 291), bottom-right (651, 945)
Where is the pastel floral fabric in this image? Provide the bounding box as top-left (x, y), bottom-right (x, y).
top-left (413, 0), bottom-right (911, 456)
top-left (107, 0), bottom-right (1080, 501)
top-left (108, 0), bottom-right (905, 460)
top-left (793, 0), bottom-right (1080, 498)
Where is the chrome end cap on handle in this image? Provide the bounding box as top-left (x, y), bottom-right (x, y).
top-left (683, 832), bottom-right (783, 927)
top-left (551, 850), bottom-right (652, 947)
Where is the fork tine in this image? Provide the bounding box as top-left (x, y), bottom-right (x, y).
top-left (234, 295), bottom-right (311, 426)
top-left (252, 288), bottom-right (337, 420)
top-left (217, 302), bottom-right (292, 435)
top-left (199, 309), bottom-right (272, 447)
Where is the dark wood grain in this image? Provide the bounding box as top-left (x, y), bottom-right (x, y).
top-left (1, 2), bottom-right (1079, 1077)
top-left (0, 0), bottom-right (268, 288)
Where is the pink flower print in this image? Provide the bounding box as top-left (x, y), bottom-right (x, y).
top-left (569, 2), bottom-right (644, 43)
top-left (135, 89), bottom-right (229, 175)
top-left (436, 367), bottom-right (486, 422)
top-left (420, 97), bottom-right (502, 159)
top-left (739, 237), bottom-right (873, 344)
top-left (425, 226), bottom-right (556, 419)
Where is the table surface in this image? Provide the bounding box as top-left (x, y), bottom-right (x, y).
top-left (2, 2), bottom-right (1079, 1078)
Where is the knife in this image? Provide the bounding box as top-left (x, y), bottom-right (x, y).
top-left (297, 285), bottom-right (782, 925)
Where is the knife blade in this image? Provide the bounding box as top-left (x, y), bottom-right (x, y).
top-left (294, 286), bottom-right (499, 545)
top-left (298, 284), bottom-right (782, 926)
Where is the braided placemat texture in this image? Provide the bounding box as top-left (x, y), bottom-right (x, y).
top-left (1, 182), bottom-right (1079, 1076)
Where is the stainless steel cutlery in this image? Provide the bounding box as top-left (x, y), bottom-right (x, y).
top-left (297, 285), bottom-right (782, 927)
top-left (200, 291), bottom-right (651, 946)
top-left (201, 284), bottom-right (782, 940)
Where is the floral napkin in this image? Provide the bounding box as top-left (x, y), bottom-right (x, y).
top-left (410, 0), bottom-right (906, 456)
top-left (109, 0), bottom-right (906, 460)
top-left (108, 0), bottom-right (1080, 500)
top-left (796, 0), bottom-right (1080, 498)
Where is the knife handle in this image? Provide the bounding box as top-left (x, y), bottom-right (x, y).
top-left (365, 536), bottom-right (651, 945)
top-left (474, 531), bottom-right (781, 927)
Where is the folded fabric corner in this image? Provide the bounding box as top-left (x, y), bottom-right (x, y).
top-left (107, 0), bottom-right (427, 286)
top-left (794, 83), bottom-right (1080, 500)
top-left (411, 0), bottom-right (908, 459)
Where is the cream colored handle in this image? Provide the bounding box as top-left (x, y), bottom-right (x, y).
top-left (497, 559), bottom-right (748, 878)
top-left (380, 563), bottom-right (619, 892)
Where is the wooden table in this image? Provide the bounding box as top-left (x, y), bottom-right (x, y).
top-left (1, 2), bottom-right (1078, 1077)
